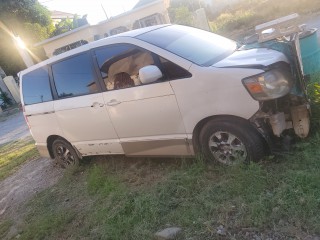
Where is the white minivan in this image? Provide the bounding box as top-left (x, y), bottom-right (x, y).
top-left (20, 25), bottom-right (310, 167)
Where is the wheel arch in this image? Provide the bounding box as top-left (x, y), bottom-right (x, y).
top-left (192, 115), bottom-right (263, 153)
top-left (47, 135), bottom-right (82, 159)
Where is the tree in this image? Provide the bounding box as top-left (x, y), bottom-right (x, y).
top-left (172, 6), bottom-right (194, 26)
top-left (168, 0), bottom-right (213, 25)
top-left (51, 18), bottom-right (74, 36)
top-left (51, 15), bottom-right (88, 37)
top-left (0, 0), bottom-right (53, 75)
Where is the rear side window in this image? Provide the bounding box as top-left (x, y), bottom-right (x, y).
top-left (52, 53), bottom-right (98, 98)
top-left (22, 67), bottom-right (53, 105)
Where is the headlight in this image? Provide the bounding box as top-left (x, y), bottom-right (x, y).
top-left (242, 69), bottom-right (293, 101)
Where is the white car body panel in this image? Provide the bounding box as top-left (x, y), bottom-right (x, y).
top-left (24, 101), bottom-right (62, 143)
top-left (102, 81), bottom-right (189, 156)
top-left (170, 65), bottom-right (261, 136)
top-left (213, 48), bottom-right (289, 67)
top-left (53, 93), bottom-right (124, 155)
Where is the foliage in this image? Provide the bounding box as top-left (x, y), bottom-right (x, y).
top-left (23, 22), bottom-right (54, 43)
top-left (210, 9), bottom-right (256, 33)
top-left (170, 6), bottom-right (194, 26)
top-left (0, 0), bottom-right (51, 27)
top-left (51, 15), bottom-right (88, 37)
top-left (0, 0), bottom-right (53, 75)
top-left (0, 91), bottom-right (13, 109)
top-left (51, 18), bottom-right (74, 36)
top-left (168, 0), bottom-right (208, 26)
top-left (209, 0), bottom-right (320, 37)
top-left (169, 0), bottom-right (204, 12)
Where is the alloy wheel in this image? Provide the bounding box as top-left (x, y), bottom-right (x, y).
top-left (208, 131), bottom-right (247, 165)
top-left (55, 144), bottom-right (77, 167)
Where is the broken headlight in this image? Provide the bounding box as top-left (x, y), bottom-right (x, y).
top-left (242, 68), bottom-right (293, 101)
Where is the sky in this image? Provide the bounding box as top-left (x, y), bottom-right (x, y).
top-left (39, 0), bottom-right (139, 24)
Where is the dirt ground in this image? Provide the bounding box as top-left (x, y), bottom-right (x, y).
top-left (0, 157), bottom-right (63, 238)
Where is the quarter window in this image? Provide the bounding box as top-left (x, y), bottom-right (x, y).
top-left (95, 45), bottom-right (156, 91)
top-left (159, 57), bottom-right (191, 80)
top-left (22, 67), bottom-right (53, 105)
top-left (52, 53), bottom-right (98, 98)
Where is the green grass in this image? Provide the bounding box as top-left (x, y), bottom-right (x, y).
top-left (12, 143), bottom-right (320, 239)
top-left (0, 140), bottom-right (39, 180)
top-left (0, 220), bottom-right (12, 239)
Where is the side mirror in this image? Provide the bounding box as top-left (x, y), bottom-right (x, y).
top-left (139, 65), bottom-right (163, 84)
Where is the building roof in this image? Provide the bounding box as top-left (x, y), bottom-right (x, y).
top-left (51, 10), bottom-right (75, 19)
top-left (133, 0), bottom-right (158, 9)
top-left (34, 24), bottom-right (91, 47)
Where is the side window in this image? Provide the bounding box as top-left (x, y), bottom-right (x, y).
top-left (52, 53), bottom-right (98, 98)
top-left (22, 67), bottom-right (53, 105)
top-left (95, 44), bottom-right (156, 91)
top-left (159, 57), bottom-right (192, 80)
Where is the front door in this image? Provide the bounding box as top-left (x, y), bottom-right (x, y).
top-left (93, 44), bottom-right (191, 156)
top-left (51, 52), bottom-right (123, 156)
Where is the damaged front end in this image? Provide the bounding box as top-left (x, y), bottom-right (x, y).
top-left (243, 14), bottom-right (312, 150)
top-left (250, 96), bottom-right (310, 146)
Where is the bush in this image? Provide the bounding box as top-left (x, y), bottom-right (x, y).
top-left (210, 0), bottom-right (320, 35)
top-left (0, 91), bottom-right (12, 109)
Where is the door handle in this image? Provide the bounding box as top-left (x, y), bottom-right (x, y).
top-left (107, 99), bottom-right (121, 106)
top-left (91, 102), bottom-right (104, 108)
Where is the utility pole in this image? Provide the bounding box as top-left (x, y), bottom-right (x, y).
top-left (101, 3), bottom-right (109, 20)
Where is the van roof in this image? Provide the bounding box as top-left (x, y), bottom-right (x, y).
top-left (20, 24), bottom-right (170, 76)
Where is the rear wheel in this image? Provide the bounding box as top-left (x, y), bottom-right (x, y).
top-left (199, 119), bottom-right (265, 165)
top-left (52, 139), bottom-right (80, 168)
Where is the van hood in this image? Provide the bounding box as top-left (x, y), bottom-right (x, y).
top-left (212, 48), bottom-right (289, 68)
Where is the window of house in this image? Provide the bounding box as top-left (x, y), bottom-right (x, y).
top-left (94, 35), bottom-right (101, 41)
top-left (95, 44), bottom-right (156, 91)
top-left (53, 40), bottom-right (88, 56)
top-left (110, 26), bottom-right (129, 36)
top-left (144, 16), bottom-right (158, 27)
top-left (139, 14), bottom-right (161, 27)
top-left (22, 67), bottom-right (53, 105)
top-left (52, 53), bottom-right (98, 98)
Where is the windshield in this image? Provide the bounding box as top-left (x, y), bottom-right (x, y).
top-left (137, 25), bottom-right (237, 66)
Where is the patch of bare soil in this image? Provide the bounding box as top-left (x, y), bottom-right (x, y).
top-left (0, 157), bottom-right (63, 236)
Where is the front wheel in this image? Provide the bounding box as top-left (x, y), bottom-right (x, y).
top-left (199, 119), bottom-right (265, 165)
top-left (52, 139), bottom-right (80, 168)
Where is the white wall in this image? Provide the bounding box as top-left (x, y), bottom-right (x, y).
top-left (4, 76), bottom-right (20, 103)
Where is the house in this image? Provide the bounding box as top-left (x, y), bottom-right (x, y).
top-left (35, 0), bottom-right (171, 58)
top-left (50, 10), bottom-right (75, 25)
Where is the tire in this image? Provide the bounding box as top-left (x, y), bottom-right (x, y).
top-left (199, 118), bottom-right (265, 165)
top-left (52, 139), bottom-right (80, 168)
